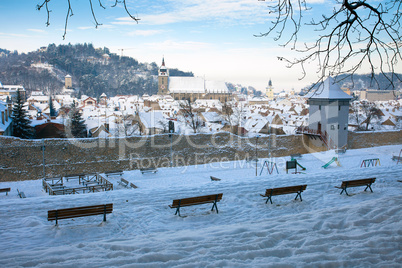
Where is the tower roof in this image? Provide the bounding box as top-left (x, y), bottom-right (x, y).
top-left (306, 77), bottom-right (353, 100)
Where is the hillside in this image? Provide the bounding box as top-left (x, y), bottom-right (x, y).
top-left (0, 44), bottom-right (194, 98)
top-left (0, 145), bottom-right (401, 266)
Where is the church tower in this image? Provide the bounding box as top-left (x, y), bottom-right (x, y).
top-left (266, 78), bottom-right (274, 100)
top-left (158, 57), bottom-right (169, 95)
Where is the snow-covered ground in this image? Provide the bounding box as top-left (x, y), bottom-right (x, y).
top-left (0, 145), bottom-right (401, 267)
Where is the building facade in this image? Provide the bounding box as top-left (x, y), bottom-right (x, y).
top-left (157, 58), bottom-right (231, 102)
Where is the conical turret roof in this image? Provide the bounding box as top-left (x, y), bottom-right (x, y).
top-left (306, 77), bottom-right (353, 100)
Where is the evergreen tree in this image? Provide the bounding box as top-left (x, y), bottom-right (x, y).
top-left (69, 101), bottom-right (87, 138)
top-left (11, 90), bottom-right (33, 139)
top-left (48, 95), bottom-right (56, 117)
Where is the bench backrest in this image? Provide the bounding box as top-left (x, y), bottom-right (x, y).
top-left (341, 178), bottom-right (376, 187)
top-left (121, 178), bottom-right (129, 185)
top-left (265, 185), bottom-right (307, 196)
top-left (0, 188), bottom-right (10, 193)
top-left (210, 176), bottom-right (221, 181)
top-left (48, 204), bottom-right (113, 221)
top-left (171, 193), bottom-right (223, 208)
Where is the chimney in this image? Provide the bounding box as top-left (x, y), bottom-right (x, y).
top-left (1, 111), bottom-right (4, 125)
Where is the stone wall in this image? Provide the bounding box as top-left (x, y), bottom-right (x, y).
top-left (0, 130), bottom-right (400, 182)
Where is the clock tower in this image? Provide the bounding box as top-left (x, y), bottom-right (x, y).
top-left (158, 57), bottom-right (169, 95)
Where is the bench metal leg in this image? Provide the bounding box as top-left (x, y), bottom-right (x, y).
top-left (340, 187), bottom-right (349, 195)
top-left (295, 191), bottom-right (303, 201)
top-left (211, 201), bottom-right (218, 213)
top-left (175, 200), bottom-right (181, 216)
top-left (364, 183), bottom-right (373, 193)
top-left (103, 205), bottom-right (107, 222)
top-left (265, 196), bottom-right (273, 204)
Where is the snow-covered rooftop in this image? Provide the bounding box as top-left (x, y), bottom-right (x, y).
top-left (306, 77), bottom-right (353, 100)
top-left (169, 77), bottom-right (229, 94)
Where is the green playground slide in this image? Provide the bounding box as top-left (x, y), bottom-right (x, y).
top-left (296, 161), bottom-right (306, 170)
top-left (322, 157), bottom-right (338, 169)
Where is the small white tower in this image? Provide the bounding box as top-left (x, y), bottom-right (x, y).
top-left (306, 77), bottom-right (353, 149)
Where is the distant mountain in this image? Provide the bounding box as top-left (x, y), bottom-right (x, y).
top-left (0, 44), bottom-right (194, 98)
top-left (300, 73), bottom-right (402, 95)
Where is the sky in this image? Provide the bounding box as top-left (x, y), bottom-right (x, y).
top-left (0, 0), bottom-right (400, 93)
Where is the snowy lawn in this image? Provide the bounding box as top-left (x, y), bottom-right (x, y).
top-left (0, 145), bottom-right (401, 267)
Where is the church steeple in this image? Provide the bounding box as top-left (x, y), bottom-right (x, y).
top-left (266, 78), bottom-right (274, 99)
top-left (158, 57), bottom-right (169, 95)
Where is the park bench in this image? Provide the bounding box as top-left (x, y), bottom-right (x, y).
top-left (17, 189), bottom-right (26, 198)
top-left (261, 185), bottom-right (307, 204)
top-left (169, 193), bottom-right (223, 217)
top-left (129, 182), bottom-right (138, 189)
top-left (117, 178), bottom-right (130, 187)
top-left (140, 168), bottom-right (158, 174)
top-left (0, 187), bottom-right (10, 195)
top-left (335, 178), bottom-right (376, 196)
top-left (210, 176), bottom-right (221, 181)
top-left (105, 170), bottom-right (124, 177)
top-left (47, 203), bottom-right (113, 225)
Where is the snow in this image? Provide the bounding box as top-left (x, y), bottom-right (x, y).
top-left (0, 145), bottom-right (401, 267)
top-left (306, 77), bottom-right (354, 100)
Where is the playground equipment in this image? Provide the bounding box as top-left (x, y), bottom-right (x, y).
top-left (392, 149), bottom-right (402, 165)
top-left (286, 159), bottom-right (306, 174)
top-left (360, 158), bottom-right (380, 168)
top-left (322, 157), bottom-right (341, 169)
top-left (260, 160), bottom-right (279, 175)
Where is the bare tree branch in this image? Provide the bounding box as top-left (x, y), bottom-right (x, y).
top-left (257, 0), bottom-right (402, 90)
top-left (37, 0), bottom-right (140, 39)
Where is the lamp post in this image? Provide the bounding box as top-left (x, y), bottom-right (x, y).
top-left (255, 134), bottom-right (259, 176)
top-left (169, 130), bottom-right (173, 168)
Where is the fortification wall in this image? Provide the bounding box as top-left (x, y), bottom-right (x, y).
top-left (0, 130), bottom-right (400, 182)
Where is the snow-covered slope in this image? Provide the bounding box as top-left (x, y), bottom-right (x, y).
top-left (0, 145), bottom-right (401, 267)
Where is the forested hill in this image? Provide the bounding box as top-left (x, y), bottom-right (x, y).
top-left (0, 43), bottom-right (193, 98)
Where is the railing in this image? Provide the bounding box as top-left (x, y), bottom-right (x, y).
top-left (296, 126), bottom-right (337, 150)
top-left (42, 173), bottom-right (113, 195)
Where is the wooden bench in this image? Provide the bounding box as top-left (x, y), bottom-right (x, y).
top-left (129, 182), bottom-right (138, 189)
top-left (105, 170), bottom-right (124, 177)
top-left (117, 178), bottom-right (129, 187)
top-left (47, 203), bottom-right (113, 225)
top-left (140, 168), bottom-right (158, 174)
top-left (17, 189), bottom-right (26, 198)
top-left (335, 178), bottom-right (376, 196)
top-left (261, 185), bottom-right (307, 204)
top-left (0, 187), bottom-right (10, 195)
top-left (210, 176), bottom-right (221, 181)
top-left (169, 193), bottom-right (223, 217)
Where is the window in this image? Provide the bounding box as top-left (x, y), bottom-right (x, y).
top-left (319, 105), bottom-right (321, 110)
top-left (339, 105), bottom-right (341, 111)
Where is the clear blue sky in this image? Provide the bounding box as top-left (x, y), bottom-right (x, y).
top-left (0, 0), bottom-right (399, 92)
